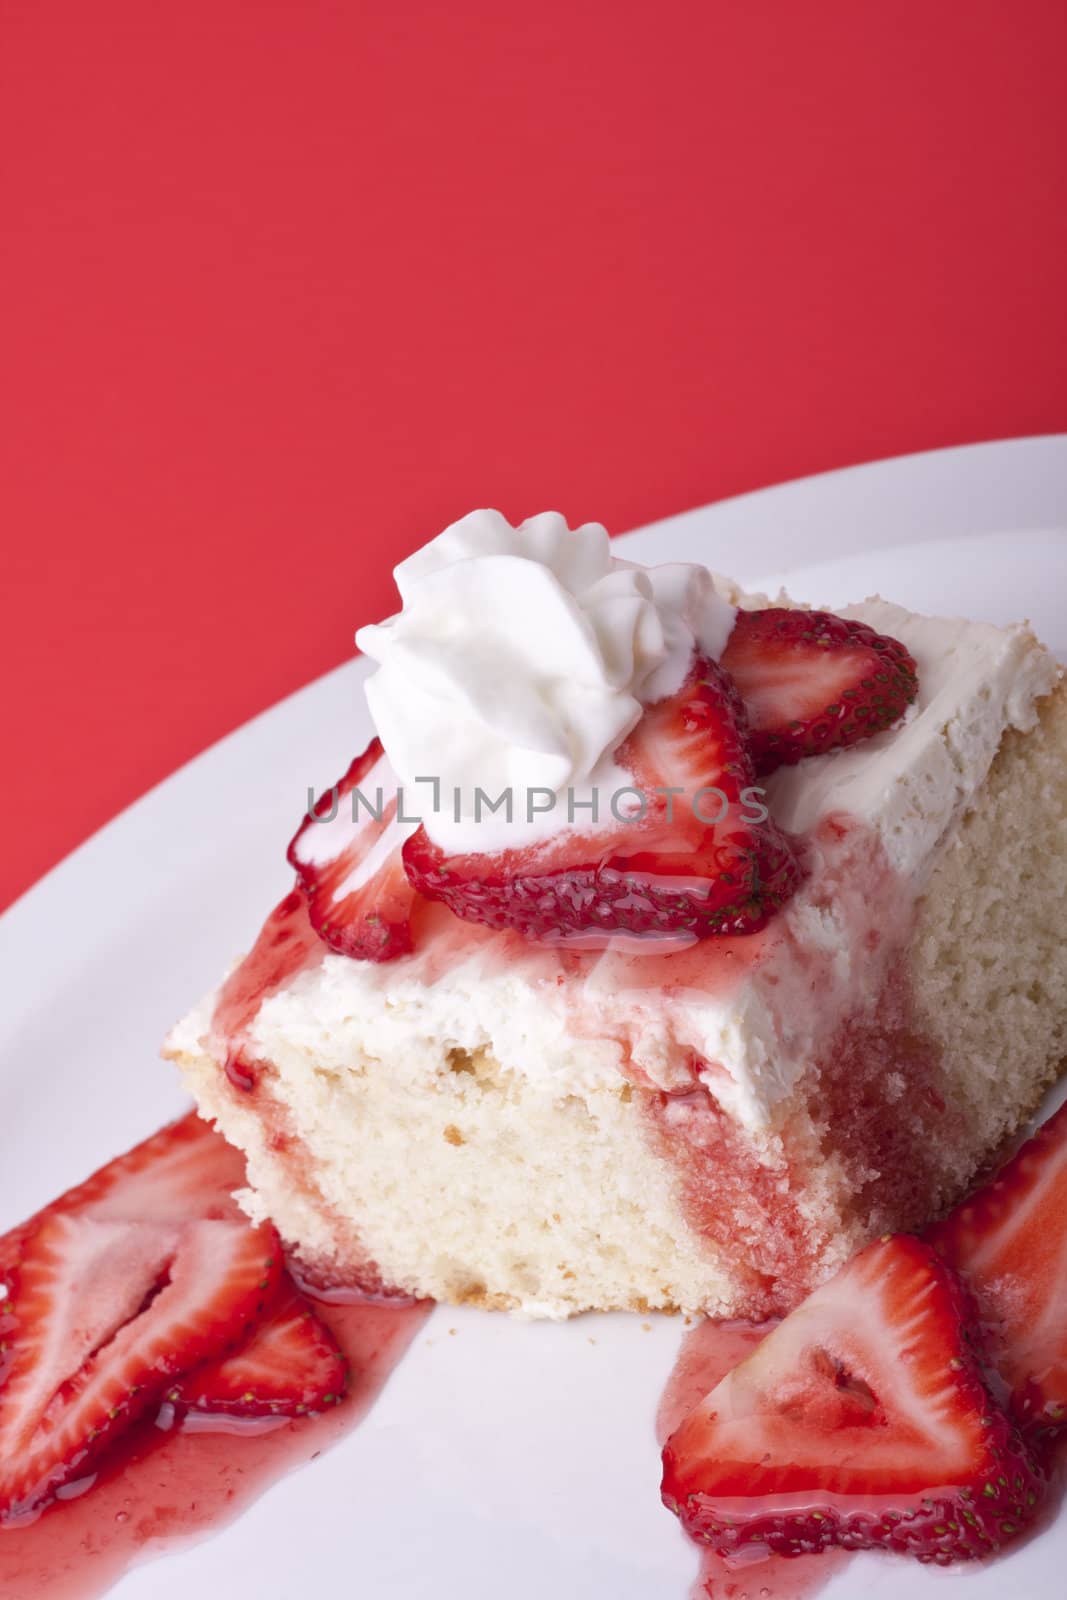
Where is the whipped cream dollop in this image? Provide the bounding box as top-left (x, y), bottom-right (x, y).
top-left (355, 510), bottom-right (736, 851)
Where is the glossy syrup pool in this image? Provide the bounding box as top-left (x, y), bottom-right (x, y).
top-left (0, 1297), bottom-right (431, 1600)
top-left (690, 1545), bottom-right (849, 1600)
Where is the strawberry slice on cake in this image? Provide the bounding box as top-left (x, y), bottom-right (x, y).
top-left (721, 606), bottom-right (919, 773)
top-left (661, 1233), bottom-right (1045, 1564)
top-left (289, 738), bottom-right (416, 962)
top-left (403, 653), bottom-right (801, 941)
top-left (302, 601), bottom-right (919, 952)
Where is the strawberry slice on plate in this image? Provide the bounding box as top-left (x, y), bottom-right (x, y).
top-left (403, 653), bottom-right (801, 942)
top-left (171, 1277), bottom-right (347, 1418)
top-left (721, 607), bottom-right (919, 774)
top-left (0, 1112), bottom-right (246, 1282)
top-left (661, 1234), bottom-right (1044, 1564)
top-left (289, 738), bottom-right (417, 961)
top-left (929, 1098), bottom-right (1067, 1434)
top-left (45, 1110), bottom-right (247, 1225)
top-left (0, 1213), bottom-right (280, 1521)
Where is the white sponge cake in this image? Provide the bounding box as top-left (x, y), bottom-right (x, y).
top-left (166, 540), bottom-right (1067, 1319)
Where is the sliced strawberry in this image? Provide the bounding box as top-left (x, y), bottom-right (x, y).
top-left (929, 1099), bottom-right (1067, 1434)
top-left (403, 654), bottom-right (801, 942)
top-left (0, 1214), bottom-right (280, 1521)
top-left (288, 738), bottom-right (416, 961)
top-left (48, 1111), bottom-right (247, 1225)
top-left (661, 1234), bottom-right (1044, 1564)
top-left (721, 607), bottom-right (919, 774)
top-left (0, 1112), bottom-right (246, 1285)
top-left (170, 1276), bottom-right (347, 1417)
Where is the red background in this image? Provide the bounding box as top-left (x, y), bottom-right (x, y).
top-left (3, 1), bottom-right (1066, 912)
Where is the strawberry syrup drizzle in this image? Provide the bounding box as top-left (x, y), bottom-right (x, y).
top-left (642, 1083), bottom-right (814, 1317)
top-left (817, 968), bottom-right (959, 1230)
top-left (0, 1295), bottom-right (431, 1600)
top-left (636, 936), bottom-right (961, 1324)
top-left (634, 816), bottom-right (969, 1320)
top-left (658, 1320), bottom-right (850, 1600)
top-left (211, 888), bottom-right (324, 1091)
top-left (218, 1027), bottom-right (409, 1302)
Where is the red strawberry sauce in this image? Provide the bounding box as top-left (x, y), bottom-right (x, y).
top-left (214, 889), bottom-right (325, 1041)
top-left (689, 1543), bottom-right (849, 1600)
top-left (0, 1294), bottom-right (430, 1600)
top-left (211, 888), bottom-right (325, 1091)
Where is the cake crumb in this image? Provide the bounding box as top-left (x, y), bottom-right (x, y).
top-left (641, 1322), bottom-right (652, 1332)
top-left (443, 1124), bottom-right (464, 1146)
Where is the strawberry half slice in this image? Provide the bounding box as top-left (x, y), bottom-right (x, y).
top-left (721, 608), bottom-right (919, 774)
top-left (0, 1214), bottom-right (280, 1521)
top-left (929, 1099), bottom-right (1067, 1434)
top-left (403, 654), bottom-right (801, 942)
top-left (661, 1234), bottom-right (1044, 1565)
top-left (289, 738), bottom-right (416, 961)
top-left (0, 1112), bottom-right (246, 1283)
top-left (171, 1277), bottom-right (347, 1418)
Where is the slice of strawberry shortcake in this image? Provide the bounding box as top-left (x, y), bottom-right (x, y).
top-left (165, 511), bottom-right (1067, 1320)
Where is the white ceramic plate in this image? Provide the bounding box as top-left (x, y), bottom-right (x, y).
top-left (3, 436), bottom-right (1067, 1599)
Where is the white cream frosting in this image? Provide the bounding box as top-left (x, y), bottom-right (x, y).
top-left (355, 510), bottom-right (735, 851)
top-left (169, 583), bottom-right (1060, 1138)
top-left (765, 599), bottom-right (1058, 876)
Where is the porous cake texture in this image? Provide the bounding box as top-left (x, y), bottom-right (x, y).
top-left (166, 595), bottom-right (1067, 1320)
